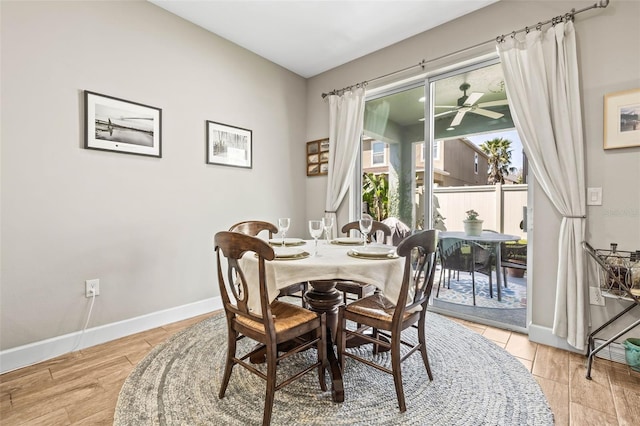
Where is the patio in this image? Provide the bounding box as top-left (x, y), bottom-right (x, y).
top-left (430, 266), bottom-right (527, 329)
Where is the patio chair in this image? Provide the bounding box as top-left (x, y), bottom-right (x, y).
top-left (482, 229), bottom-right (527, 288)
top-left (437, 238), bottom-right (493, 306)
top-left (500, 242), bottom-right (527, 286)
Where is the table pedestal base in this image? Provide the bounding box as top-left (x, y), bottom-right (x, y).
top-left (304, 280), bottom-right (344, 403)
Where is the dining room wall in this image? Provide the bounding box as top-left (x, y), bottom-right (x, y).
top-left (305, 0), bottom-right (640, 350)
top-left (0, 0), bottom-right (307, 353)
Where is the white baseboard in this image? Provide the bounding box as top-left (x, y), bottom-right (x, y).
top-left (527, 323), bottom-right (584, 354)
top-left (0, 297), bottom-right (222, 374)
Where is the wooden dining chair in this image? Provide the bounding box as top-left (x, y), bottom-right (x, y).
top-left (335, 220), bottom-right (393, 304)
top-left (341, 220), bottom-right (392, 245)
top-left (215, 231), bottom-right (327, 426)
top-left (229, 220), bottom-right (308, 307)
top-left (337, 229), bottom-right (439, 412)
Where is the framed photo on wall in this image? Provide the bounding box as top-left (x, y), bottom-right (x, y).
top-left (604, 88), bottom-right (640, 149)
top-left (84, 91), bottom-right (162, 157)
top-left (206, 121), bottom-right (252, 168)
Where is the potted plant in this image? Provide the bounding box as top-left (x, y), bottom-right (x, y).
top-left (463, 209), bottom-right (483, 236)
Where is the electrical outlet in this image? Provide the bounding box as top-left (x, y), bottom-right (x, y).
top-left (85, 279), bottom-right (100, 297)
top-left (589, 286), bottom-right (604, 306)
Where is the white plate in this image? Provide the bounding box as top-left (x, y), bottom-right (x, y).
top-left (331, 237), bottom-right (363, 245)
top-left (269, 238), bottom-right (305, 246)
top-left (350, 245), bottom-right (396, 257)
top-left (274, 247), bottom-right (307, 259)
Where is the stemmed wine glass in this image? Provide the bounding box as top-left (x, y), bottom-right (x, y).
top-left (308, 220), bottom-right (323, 256)
top-left (359, 214), bottom-right (373, 247)
top-left (278, 218), bottom-right (290, 246)
top-left (322, 216), bottom-right (334, 244)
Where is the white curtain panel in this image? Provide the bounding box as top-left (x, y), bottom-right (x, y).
top-left (498, 21), bottom-right (587, 350)
top-left (325, 88), bottom-right (366, 237)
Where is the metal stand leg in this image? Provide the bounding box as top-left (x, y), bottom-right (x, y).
top-left (585, 303), bottom-right (639, 379)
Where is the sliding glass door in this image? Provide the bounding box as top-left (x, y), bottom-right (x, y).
top-left (358, 57), bottom-right (529, 332)
top-left (361, 83), bottom-right (427, 232)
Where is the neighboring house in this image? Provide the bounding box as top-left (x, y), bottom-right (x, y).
top-left (363, 138), bottom-right (489, 187)
top-left (427, 138), bottom-right (489, 187)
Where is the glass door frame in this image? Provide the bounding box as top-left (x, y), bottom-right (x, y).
top-left (353, 80), bottom-right (428, 227)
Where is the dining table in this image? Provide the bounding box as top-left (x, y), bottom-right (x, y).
top-left (438, 231), bottom-right (520, 302)
top-left (239, 237), bottom-right (406, 403)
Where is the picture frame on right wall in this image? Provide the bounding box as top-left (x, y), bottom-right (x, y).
top-left (603, 88), bottom-right (640, 150)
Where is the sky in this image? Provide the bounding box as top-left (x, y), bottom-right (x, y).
top-left (467, 129), bottom-right (524, 170)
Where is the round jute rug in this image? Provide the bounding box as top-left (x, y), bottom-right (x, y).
top-left (115, 313), bottom-right (553, 426)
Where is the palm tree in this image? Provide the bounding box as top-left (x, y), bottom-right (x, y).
top-left (479, 137), bottom-right (517, 184)
top-left (362, 172), bottom-right (389, 221)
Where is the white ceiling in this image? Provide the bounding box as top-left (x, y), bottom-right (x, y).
top-left (149, 0), bottom-right (499, 78)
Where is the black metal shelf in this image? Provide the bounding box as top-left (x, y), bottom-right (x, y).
top-left (583, 241), bottom-right (640, 379)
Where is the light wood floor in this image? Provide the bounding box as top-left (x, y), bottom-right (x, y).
top-left (1, 311), bottom-right (638, 425)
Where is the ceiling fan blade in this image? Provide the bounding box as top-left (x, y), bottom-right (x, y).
top-left (477, 99), bottom-right (509, 108)
top-left (471, 108), bottom-right (504, 119)
top-left (463, 92), bottom-right (484, 106)
top-left (434, 110), bottom-right (456, 118)
top-left (450, 110), bottom-right (466, 126)
top-left (434, 105), bottom-right (458, 109)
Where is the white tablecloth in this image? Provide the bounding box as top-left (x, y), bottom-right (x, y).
top-left (238, 240), bottom-right (405, 314)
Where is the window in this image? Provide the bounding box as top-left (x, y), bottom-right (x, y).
top-left (372, 141), bottom-right (386, 165)
top-left (433, 140), bottom-right (440, 161)
top-left (474, 153), bottom-right (479, 174)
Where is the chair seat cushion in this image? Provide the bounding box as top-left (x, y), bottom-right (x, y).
top-left (345, 293), bottom-right (415, 323)
top-left (236, 300), bottom-right (318, 334)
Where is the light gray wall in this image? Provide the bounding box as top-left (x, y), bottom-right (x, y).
top-left (306, 0), bottom-right (640, 344)
top-left (1, 1), bottom-right (307, 350)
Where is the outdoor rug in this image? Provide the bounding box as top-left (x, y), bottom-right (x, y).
top-left (114, 313), bottom-right (552, 425)
top-left (435, 271), bottom-right (527, 309)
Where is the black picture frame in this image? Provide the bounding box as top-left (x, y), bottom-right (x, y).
top-left (84, 91), bottom-right (162, 157)
top-left (206, 120), bottom-right (252, 169)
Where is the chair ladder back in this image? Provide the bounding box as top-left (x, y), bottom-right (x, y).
top-left (395, 230), bottom-right (438, 315)
top-left (341, 220), bottom-right (392, 244)
top-left (229, 220), bottom-right (278, 239)
top-left (215, 231), bottom-right (275, 324)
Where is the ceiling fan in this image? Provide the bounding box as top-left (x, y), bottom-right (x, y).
top-left (435, 83), bottom-right (508, 127)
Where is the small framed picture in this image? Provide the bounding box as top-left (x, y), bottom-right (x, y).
top-left (207, 121), bottom-right (252, 169)
top-left (307, 141), bottom-right (319, 154)
top-left (604, 88), bottom-right (640, 149)
top-left (84, 91), bottom-right (162, 157)
top-left (307, 164), bottom-right (320, 175)
top-left (306, 138), bottom-right (329, 177)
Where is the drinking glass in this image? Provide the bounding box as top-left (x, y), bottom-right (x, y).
top-left (322, 216), bottom-right (334, 244)
top-left (359, 214), bottom-right (373, 247)
top-left (308, 220), bottom-right (323, 256)
top-left (278, 218), bottom-right (290, 246)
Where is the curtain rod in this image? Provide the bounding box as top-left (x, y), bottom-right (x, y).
top-left (321, 0), bottom-right (610, 99)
